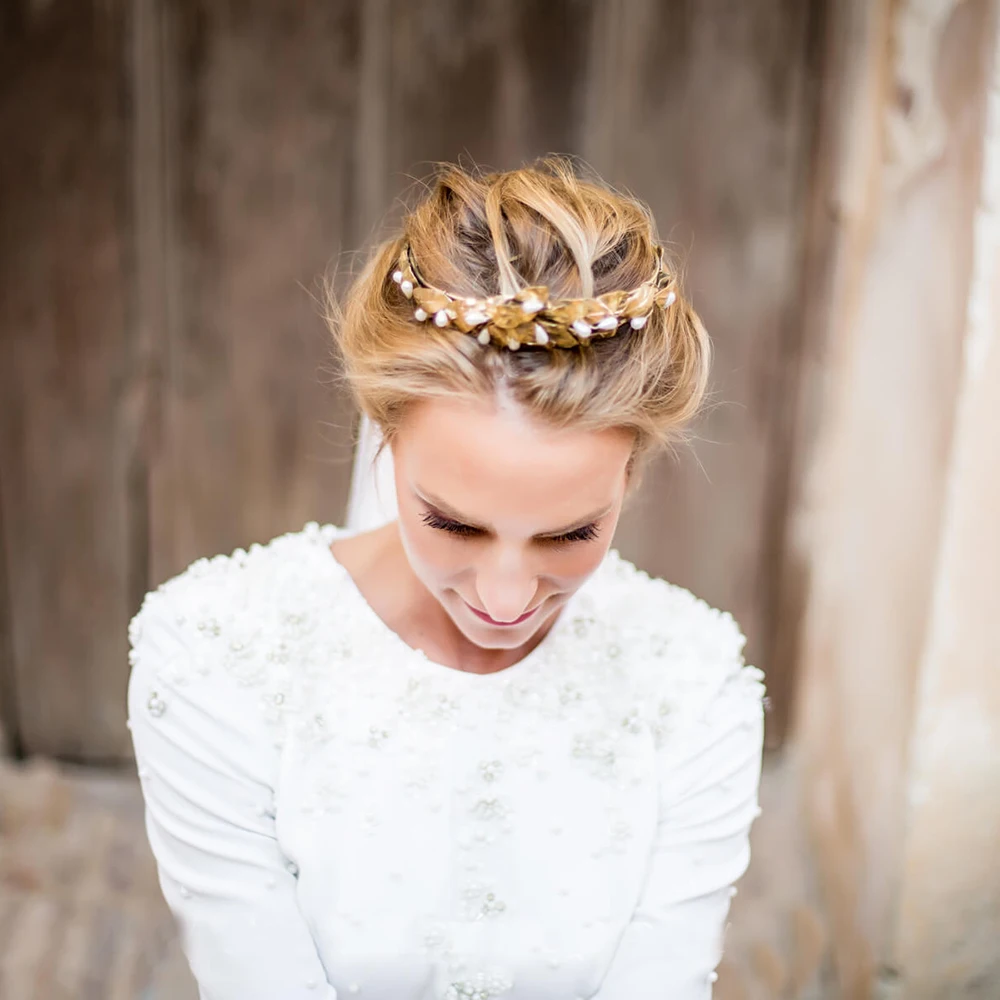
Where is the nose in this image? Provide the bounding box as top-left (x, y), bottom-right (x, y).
top-left (475, 549), bottom-right (537, 623)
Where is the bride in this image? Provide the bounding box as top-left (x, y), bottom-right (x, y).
top-left (127, 156), bottom-right (765, 999)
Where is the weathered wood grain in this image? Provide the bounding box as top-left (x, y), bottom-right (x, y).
top-left (787, 0), bottom-right (997, 994)
top-left (147, 0), bottom-right (360, 583)
top-left (0, 0), bottom-right (136, 759)
top-left (580, 0), bottom-right (819, 748)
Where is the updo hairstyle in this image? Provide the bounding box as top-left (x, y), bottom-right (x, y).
top-left (328, 156), bottom-right (712, 491)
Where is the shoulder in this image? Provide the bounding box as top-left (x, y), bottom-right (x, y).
top-left (593, 547), bottom-right (753, 670)
top-left (591, 549), bottom-right (766, 740)
top-left (126, 521), bottom-right (344, 713)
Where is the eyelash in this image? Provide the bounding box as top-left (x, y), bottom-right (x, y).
top-left (420, 510), bottom-right (601, 545)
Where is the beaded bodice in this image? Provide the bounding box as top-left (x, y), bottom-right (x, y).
top-left (127, 521), bottom-right (765, 1000)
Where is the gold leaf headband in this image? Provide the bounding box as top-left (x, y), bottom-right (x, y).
top-left (391, 242), bottom-right (677, 350)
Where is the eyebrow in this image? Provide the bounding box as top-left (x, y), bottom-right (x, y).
top-left (416, 489), bottom-right (613, 538)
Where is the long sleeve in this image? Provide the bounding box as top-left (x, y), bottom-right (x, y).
top-left (593, 623), bottom-right (766, 999)
top-left (126, 587), bottom-right (338, 1000)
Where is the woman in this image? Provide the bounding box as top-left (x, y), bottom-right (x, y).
top-left (127, 157), bottom-right (765, 1000)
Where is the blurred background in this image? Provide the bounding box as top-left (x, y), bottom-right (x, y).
top-left (1, 0), bottom-right (998, 997)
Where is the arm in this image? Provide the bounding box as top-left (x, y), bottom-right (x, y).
top-left (127, 591), bottom-right (337, 1000)
top-left (594, 627), bottom-right (766, 999)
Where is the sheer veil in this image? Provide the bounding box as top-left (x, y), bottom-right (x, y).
top-left (344, 413), bottom-right (399, 533)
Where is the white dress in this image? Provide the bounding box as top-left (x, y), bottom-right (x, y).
top-left (127, 518), bottom-right (765, 1000)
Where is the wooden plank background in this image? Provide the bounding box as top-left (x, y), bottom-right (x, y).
top-left (0, 1), bottom-right (137, 762)
top-left (0, 0), bottom-right (821, 761)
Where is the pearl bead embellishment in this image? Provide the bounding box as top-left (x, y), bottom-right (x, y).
top-left (444, 971), bottom-right (513, 999)
top-left (479, 760), bottom-right (504, 782)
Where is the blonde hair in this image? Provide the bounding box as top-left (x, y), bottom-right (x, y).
top-left (328, 156), bottom-right (712, 490)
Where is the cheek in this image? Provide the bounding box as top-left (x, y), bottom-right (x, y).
top-left (397, 513), bottom-right (469, 584)
top-left (547, 541), bottom-right (608, 587)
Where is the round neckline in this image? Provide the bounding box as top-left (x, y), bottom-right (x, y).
top-left (312, 521), bottom-right (585, 682)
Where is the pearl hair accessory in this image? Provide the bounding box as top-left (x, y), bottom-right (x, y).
top-left (390, 241), bottom-right (678, 350)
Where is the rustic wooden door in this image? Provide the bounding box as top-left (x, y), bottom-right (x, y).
top-left (0, 0), bottom-right (819, 760)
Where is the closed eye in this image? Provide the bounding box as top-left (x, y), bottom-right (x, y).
top-left (547, 523), bottom-right (601, 544)
top-left (421, 511), bottom-right (482, 538)
top-left (420, 510), bottom-right (601, 545)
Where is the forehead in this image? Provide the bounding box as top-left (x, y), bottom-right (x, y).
top-left (393, 396), bottom-right (631, 521)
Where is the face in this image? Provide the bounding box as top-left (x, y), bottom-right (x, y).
top-left (390, 395), bottom-right (634, 651)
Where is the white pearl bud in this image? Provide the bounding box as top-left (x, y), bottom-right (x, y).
top-left (414, 308), bottom-right (428, 321)
top-left (630, 315), bottom-right (648, 329)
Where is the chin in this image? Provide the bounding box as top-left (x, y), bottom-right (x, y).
top-left (459, 619), bottom-right (540, 652)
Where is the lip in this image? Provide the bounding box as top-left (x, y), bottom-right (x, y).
top-left (465, 600), bottom-right (539, 627)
